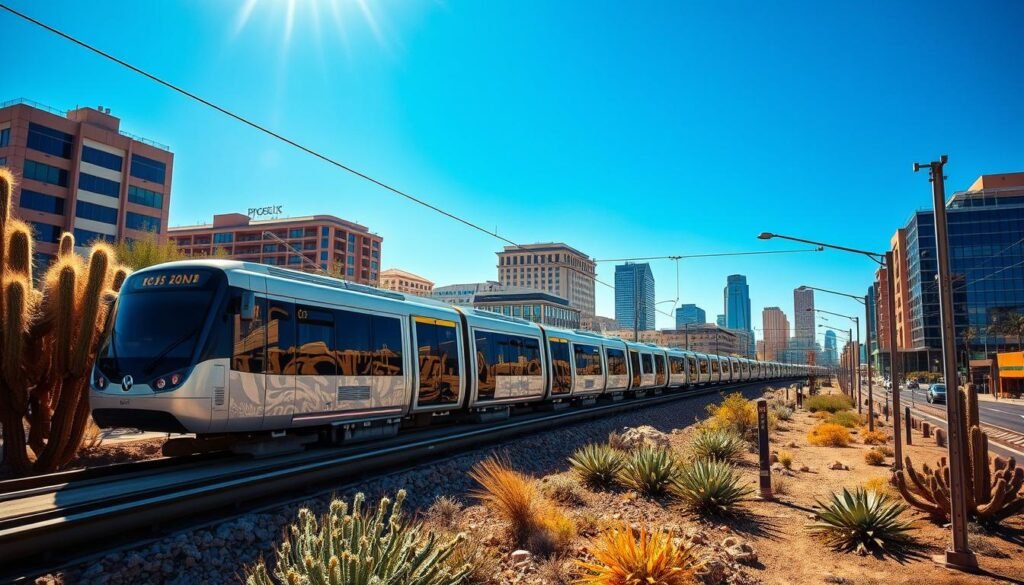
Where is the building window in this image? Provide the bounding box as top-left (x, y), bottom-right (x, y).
top-left (321, 227), bottom-right (329, 236)
top-left (288, 228), bottom-right (304, 239)
top-left (0, 157), bottom-right (6, 166)
top-left (27, 123), bottom-right (73, 158)
top-left (78, 172), bottom-right (121, 197)
top-left (127, 185), bottom-right (164, 209)
top-left (74, 228), bottom-right (115, 245)
top-left (319, 251), bottom-right (327, 261)
top-left (29, 221), bottom-right (62, 244)
top-left (81, 145), bottom-right (123, 171)
top-left (130, 154), bottom-right (167, 183)
top-left (320, 237), bottom-right (328, 248)
top-left (288, 255), bottom-right (302, 264)
top-left (0, 128), bottom-right (9, 147)
top-left (76, 200), bottom-right (118, 225)
top-left (263, 243), bottom-right (278, 253)
top-left (347, 267), bottom-right (354, 276)
top-left (213, 232), bottom-right (233, 244)
top-left (20, 189), bottom-right (66, 215)
top-left (24, 160), bottom-right (69, 187)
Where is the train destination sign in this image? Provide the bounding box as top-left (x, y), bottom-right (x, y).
top-left (131, 270), bottom-right (211, 291)
top-left (248, 205), bottom-right (283, 218)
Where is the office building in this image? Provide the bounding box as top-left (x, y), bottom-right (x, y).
top-left (473, 288), bottom-right (580, 329)
top-left (497, 243), bottom-right (596, 327)
top-left (590, 315), bottom-right (620, 333)
top-left (659, 325), bottom-right (742, 356)
top-left (431, 281), bottom-right (501, 305)
top-left (169, 212), bottom-right (382, 285)
top-left (761, 306), bottom-right (789, 361)
top-left (793, 287), bottom-right (815, 346)
top-left (716, 314), bottom-right (726, 327)
top-left (0, 98), bottom-right (174, 266)
top-left (866, 283), bottom-right (878, 365)
top-left (723, 274), bottom-right (754, 356)
top-left (756, 340), bottom-right (766, 360)
top-left (675, 304), bottom-right (706, 328)
top-left (605, 329), bottom-right (664, 344)
top-left (380, 268), bottom-right (433, 296)
top-left (874, 265), bottom-right (892, 373)
top-left (614, 262), bottom-right (655, 331)
top-left (824, 330), bottom-right (837, 366)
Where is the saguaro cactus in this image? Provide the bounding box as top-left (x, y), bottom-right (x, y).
top-left (0, 168), bottom-right (129, 474)
top-left (894, 384), bottom-right (1024, 524)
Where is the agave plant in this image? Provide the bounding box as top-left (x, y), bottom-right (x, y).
top-left (808, 488), bottom-right (913, 555)
top-left (577, 524), bottom-right (701, 585)
top-left (617, 446), bottom-right (679, 497)
top-left (570, 443), bottom-right (625, 488)
top-left (671, 459), bottom-right (751, 517)
top-left (690, 427), bottom-right (746, 463)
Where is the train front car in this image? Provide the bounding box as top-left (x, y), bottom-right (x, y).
top-left (91, 262), bottom-right (236, 434)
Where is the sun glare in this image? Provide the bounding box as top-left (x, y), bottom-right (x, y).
top-left (232, 0), bottom-right (386, 51)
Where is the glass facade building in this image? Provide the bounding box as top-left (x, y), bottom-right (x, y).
top-left (675, 304), bottom-right (706, 328)
top-left (614, 262), bottom-right (655, 331)
top-left (723, 274), bottom-right (754, 357)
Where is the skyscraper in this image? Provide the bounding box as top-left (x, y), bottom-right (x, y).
top-left (761, 307), bottom-right (789, 361)
top-left (614, 262), bottom-right (655, 331)
top-left (675, 304), bottom-right (706, 328)
top-left (824, 329), bottom-right (837, 366)
top-left (716, 314), bottom-right (726, 327)
top-left (793, 287), bottom-right (815, 346)
top-left (724, 275), bottom-right (754, 356)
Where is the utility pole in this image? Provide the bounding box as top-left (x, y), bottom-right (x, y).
top-left (865, 297), bottom-right (875, 431)
top-left (915, 155), bottom-right (976, 570)
top-left (886, 250), bottom-right (905, 471)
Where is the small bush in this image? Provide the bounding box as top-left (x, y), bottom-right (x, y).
top-left (569, 443), bottom-right (625, 488)
top-left (536, 557), bottom-right (574, 585)
top-left (446, 538), bottom-right (500, 585)
top-left (778, 450), bottom-right (794, 470)
top-left (808, 488), bottom-right (913, 555)
top-left (617, 446), bottom-right (679, 497)
top-left (690, 427), bottom-right (746, 463)
top-left (813, 411), bottom-right (833, 420)
top-left (864, 449), bottom-right (886, 466)
top-left (542, 475), bottom-right (587, 507)
top-left (245, 491), bottom-right (469, 585)
top-left (772, 405), bottom-right (794, 421)
top-left (829, 411), bottom-right (863, 428)
top-left (808, 423), bottom-right (852, 447)
top-left (774, 475), bottom-right (792, 496)
top-left (860, 429), bottom-right (888, 445)
top-left (864, 477), bottom-right (897, 497)
top-left (873, 444), bottom-right (895, 457)
top-left (805, 394), bottom-right (854, 414)
top-left (671, 459), bottom-right (752, 517)
top-left (577, 525), bottom-right (701, 585)
top-left (423, 495), bottom-right (463, 531)
top-left (706, 392), bottom-right (758, 440)
top-left (607, 430), bottom-right (628, 451)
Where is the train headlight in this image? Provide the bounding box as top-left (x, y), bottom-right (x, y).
top-left (170, 373), bottom-right (182, 386)
top-left (94, 373), bottom-right (108, 389)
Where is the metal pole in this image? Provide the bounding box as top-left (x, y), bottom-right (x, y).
top-left (848, 329), bottom-right (854, 401)
top-left (866, 297), bottom-right (874, 431)
top-left (855, 318), bottom-right (861, 414)
top-left (886, 251), bottom-right (904, 471)
top-left (917, 155), bottom-right (975, 569)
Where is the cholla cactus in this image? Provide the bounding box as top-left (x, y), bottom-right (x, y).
top-left (0, 168), bottom-right (129, 474)
top-left (246, 490), bottom-right (470, 585)
top-left (894, 385), bottom-right (1024, 524)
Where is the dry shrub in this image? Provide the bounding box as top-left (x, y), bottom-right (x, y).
top-left (469, 457), bottom-right (576, 555)
top-left (873, 444), bottom-right (894, 457)
top-left (864, 476), bottom-right (898, 497)
top-left (808, 423), bottom-right (852, 447)
top-left (542, 474), bottom-right (587, 506)
top-left (445, 537), bottom-right (500, 585)
top-left (777, 450), bottom-right (794, 470)
top-left (705, 392), bottom-right (757, 440)
top-left (829, 411), bottom-right (863, 428)
top-left (423, 495), bottom-right (463, 531)
top-left (537, 556), bottom-right (575, 585)
top-left (860, 429), bottom-right (888, 445)
top-left (773, 475), bottom-right (792, 496)
top-left (608, 430), bottom-right (628, 451)
top-left (813, 411), bottom-right (832, 420)
top-left (577, 525), bottom-right (701, 585)
top-left (81, 417), bottom-right (104, 450)
top-left (805, 394), bottom-right (854, 413)
top-left (864, 449), bottom-right (886, 466)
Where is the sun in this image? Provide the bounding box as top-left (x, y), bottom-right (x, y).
top-left (233, 0), bottom-right (386, 50)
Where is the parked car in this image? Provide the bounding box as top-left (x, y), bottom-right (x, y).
top-left (906, 380), bottom-right (919, 390)
top-left (927, 383), bottom-right (947, 404)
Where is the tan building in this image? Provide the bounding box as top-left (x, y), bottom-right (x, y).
top-left (380, 268), bottom-right (433, 296)
top-left (474, 288), bottom-right (581, 329)
top-left (890, 228), bottom-right (911, 350)
top-left (660, 325), bottom-right (742, 356)
top-left (604, 329), bottom-right (664, 344)
top-left (761, 307), bottom-right (790, 361)
top-left (497, 243), bottom-right (596, 327)
top-left (0, 98), bottom-right (174, 265)
top-left (169, 212), bottom-right (382, 285)
top-left (756, 340), bottom-right (766, 361)
top-left (875, 266), bottom-right (890, 352)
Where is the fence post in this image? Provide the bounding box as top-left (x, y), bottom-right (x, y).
top-left (905, 407), bottom-right (912, 445)
top-left (922, 421), bottom-right (931, 438)
top-left (757, 399), bottom-right (772, 500)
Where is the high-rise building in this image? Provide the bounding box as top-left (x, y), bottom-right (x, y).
top-left (614, 262), bottom-right (655, 331)
top-left (866, 283), bottom-right (878, 366)
top-left (497, 243), bottom-right (595, 327)
top-left (723, 274), bottom-right (753, 356)
top-left (761, 306), bottom-right (789, 361)
top-left (824, 330), bottom-right (837, 366)
top-left (380, 268), bottom-right (433, 296)
top-left (716, 314), bottom-right (726, 327)
top-left (793, 287), bottom-right (815, 346)
top-left (0, 98), bottom-right (174, 266)
top-left (675, 304), bottom-right (706, 328)
top-left (169, 212), bottom-right (383, 285)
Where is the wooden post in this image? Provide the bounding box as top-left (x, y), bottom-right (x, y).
top-left (905, 407), bottom-right (912, 445)
top-left (936, 428), bottom-right (946, 447)
top-left (923, 421), bottom-right (931, 438)
top-left (757, 399), bottom-right (772, 500)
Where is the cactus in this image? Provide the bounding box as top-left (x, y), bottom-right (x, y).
top-left (245, 490), bottom-right (470, 585)
top-left (0, 168), bottom-right (130, 474)
top-left (894, 384), bottom-right (1024, 524)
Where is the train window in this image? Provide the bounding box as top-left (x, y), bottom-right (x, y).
top-left (296, 306), bottom-right (335, 376)
top-left (629, 350), bottom-right (641, 387)
top-left (474, 330), bottom-right (500, 400)
top-left (699, 358), bottom-right (709, 375)
top-left (335, 310), bottom-right (371, 376)
top-left (687, 356), bottom-right (698, 378)
top-left (710, 359), bottom-right (719, 374)
top-left (549, 339), bottom-right (571, 395)
top-left (371, 316), bottom-right (403, 376)
top-left (415, 318), bottom-right (460, 406)
top-left (654, 355), bottom-right (666, 385)
top-left (606, 348), bottom-right (626, 375)
top-left (232, 295), bottom-right (267, 373)
top-left (641, 353), bottom-right (654, 376)
top-left (574, 344), bottom-right (603, 376)
top-left (669, 356), bottom-right (685, 375)
top-left (475, 331), bottom-right (542, 400)
top-left (266, 300), bottom-right (296, 375)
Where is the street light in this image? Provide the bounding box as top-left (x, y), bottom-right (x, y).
top-left (759, 231), bottom-right (904, 472)
top-left (813, 308), bottom-right (860, 413)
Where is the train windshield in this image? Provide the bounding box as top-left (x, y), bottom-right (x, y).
top-left (97, 268), bottom-right (224, 382)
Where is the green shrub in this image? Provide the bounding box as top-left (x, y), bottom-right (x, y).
top-left (617, 446), bottom-right (679, 497)
top-left (245, 491), bottom-right (468, 585)
top-left (829, 411), bottom-right (863, 428)
top-left (805, 394), bottom-right (854, 413)
top-left (772, 404), bottom-right (794, 421)
top-left (778, 450), bottom-right (794, 469)
top-left (690, 427), bottom-right (746, 463)
top-left (808, 488), bottom-right (913, 555)
top-left (569, 443), bottom-right (625, 488)
top-left (671, 459), bottom-right (752, 517)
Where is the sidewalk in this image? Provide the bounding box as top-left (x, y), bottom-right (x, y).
top-left (977, 392), bottom-right (1024, 405)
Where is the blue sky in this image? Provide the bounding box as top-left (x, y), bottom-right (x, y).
top-left (5, 0), bottom-right (1023, 342)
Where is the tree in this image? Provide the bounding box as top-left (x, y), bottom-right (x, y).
top-left (990, 312), bottom-right (1024, 352)
top-left (114, 232), bottom-right (227, 270)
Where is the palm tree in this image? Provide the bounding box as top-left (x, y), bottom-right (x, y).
top-left (962, 326), bottom-right (977, 382)
top-left (990, 312), bottom-right (1024, 352)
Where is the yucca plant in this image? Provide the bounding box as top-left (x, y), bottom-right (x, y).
top-left (617, 446), bottom-right (679, 497)
top-left (577, 524), bottom-right (701, 585)
top-left (246, 490), bottom-right (470, 585)
top-left (671, 459), bottom-right (751, 517)
top-left (808, 488), bottom-right (913, 555)
top-left (570, 443), bottom-right (625, 488)
top-left (689, 427), bottom-right (746, 463)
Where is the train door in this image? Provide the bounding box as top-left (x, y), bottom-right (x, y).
top-left (262, 296), bottom-right (297, 430)
top-left (227, 277), bottom-right (268, 431)
top-left (293, 305), bottom-right (338, 421)
top-left (547, 336), bottom-right (573, 399)
top-left (654, 353), bottom-right (667, 387)
top-left (629, 350), bottom-right (642, 389)
top-left (411, 316), bottom-right (463, 411)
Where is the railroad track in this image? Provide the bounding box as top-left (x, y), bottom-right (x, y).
top-left (0, 379), bottom-right (792, 580)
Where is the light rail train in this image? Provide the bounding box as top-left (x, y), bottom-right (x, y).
top-left (91, 261), bottom-right (820, 452)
